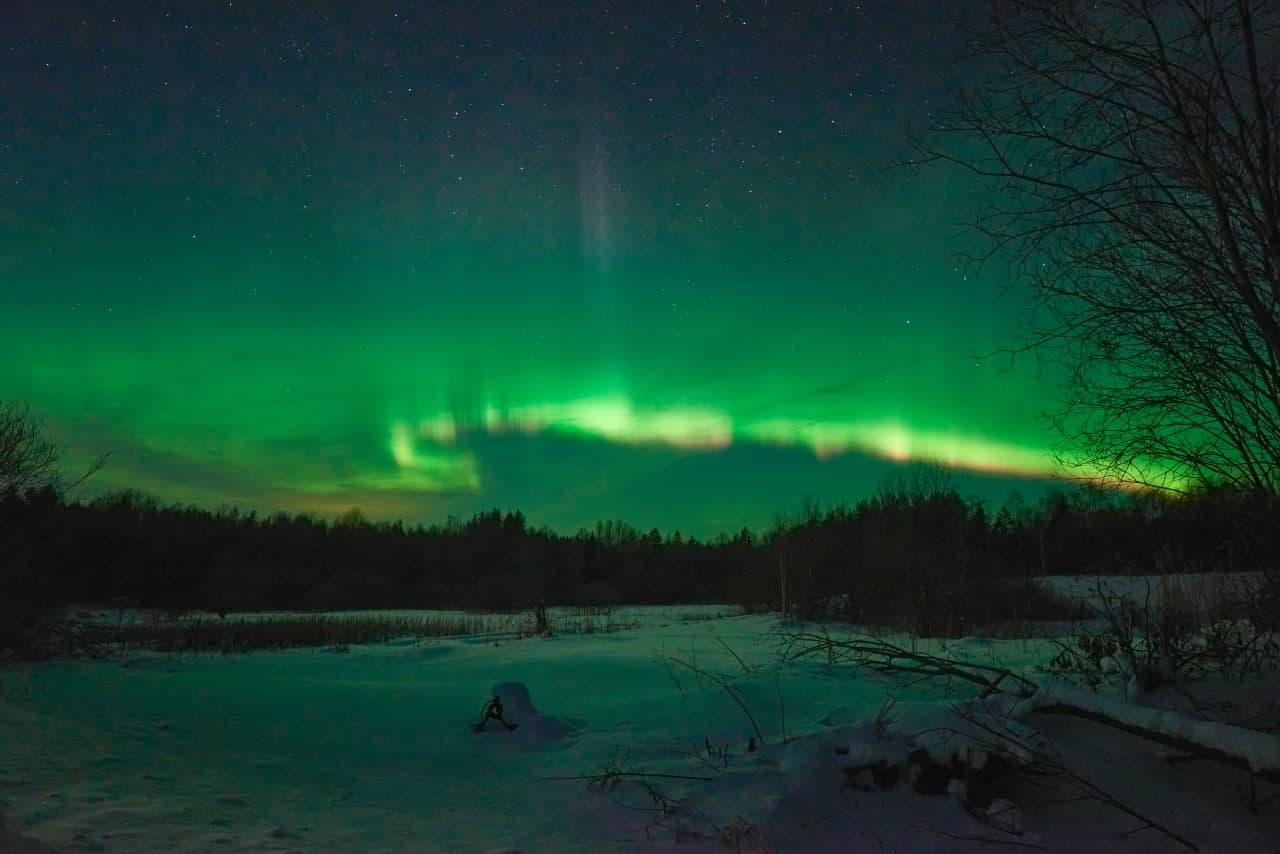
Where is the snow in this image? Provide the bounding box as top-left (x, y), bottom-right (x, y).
top-left (1, 604), bottom-right (1277, 852)
top-left (1029, 678), bottom-right (1280, 775)
top-left (887, 698), bottom-right (1046, 770)
top-left (985, 797), bottom-right (1022, 834)
top-left (484, 681), bottom-right (578, 742)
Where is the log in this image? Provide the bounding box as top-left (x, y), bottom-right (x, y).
top-left (1025, 680), bottom-right (1280, 785)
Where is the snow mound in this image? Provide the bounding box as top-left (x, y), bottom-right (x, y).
top-left (488, 681), bottom-right (576, 742)
top-left (827, 719), bottom-right (909, 770)
top-left (491, 682), bottom-right (540, 725)
top-left (891, 699), bottom-right (1045, 770)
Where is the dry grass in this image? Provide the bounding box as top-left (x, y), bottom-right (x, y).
top-left (83, 610), bottom-right (643, 655)
top-left (5, 603), bottom-right (740, 660)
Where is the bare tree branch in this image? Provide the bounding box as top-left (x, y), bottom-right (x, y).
top-left (918, 0), bottom-right (1280, 495)
top-left (0, 401), bottom-right (59, 495)
top-left (0, 400), bottom-right (106, 498)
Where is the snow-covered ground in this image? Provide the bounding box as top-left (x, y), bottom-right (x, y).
top-left (1, 603), bottom-right (1277, 852)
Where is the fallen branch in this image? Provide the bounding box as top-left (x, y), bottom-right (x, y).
top-left (915, 822), bottom-right (1048, 850)
top-left (1028, 680), bottom-right (1280, 785)
top-left (783, 630), bottom-right (1280, 785)
top-left (783, 631), bottom-right (1040, 697)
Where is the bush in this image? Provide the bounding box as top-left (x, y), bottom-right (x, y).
top-left (909, 578), bottom-right (1089, 638)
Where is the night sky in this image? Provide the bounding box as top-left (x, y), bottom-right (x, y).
top-left (1, 1), bottom-right (1066, 535)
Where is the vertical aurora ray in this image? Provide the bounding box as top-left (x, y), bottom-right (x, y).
top-left (576, 123), bottom-right (631, 406)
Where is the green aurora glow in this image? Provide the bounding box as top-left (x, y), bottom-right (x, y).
top-left (1, 210), bottom-right (1063, 534)
top-left (1, 2), bottom-right (1080, 534)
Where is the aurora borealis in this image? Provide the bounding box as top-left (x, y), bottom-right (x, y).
top-left (1, 1), bottom-right (1066, 535)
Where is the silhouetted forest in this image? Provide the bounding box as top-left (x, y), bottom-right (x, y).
top-left (3, 474), bottom-right (1276, 633)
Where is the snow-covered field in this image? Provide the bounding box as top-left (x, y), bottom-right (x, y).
top-left (1, 600), bottom-right (1277, 852)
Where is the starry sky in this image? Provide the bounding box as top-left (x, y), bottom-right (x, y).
top-left (0, 0), bottom-right (1068, 535)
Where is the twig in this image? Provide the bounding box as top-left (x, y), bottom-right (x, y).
top-left (775, 670), bottom-right (788, 744)
top-left (656, 649), bottom-right (687, 698)
top-left (667, 654), bottom-right (766, 747)
top-left (915, 823), bottom-right (1048, 850)
top-left (1053, 765), bottom-right (1199, 851)
top-left (707, 626), bottom-right (756, 675)
top-left (541, 771), bottom-right (714, 783)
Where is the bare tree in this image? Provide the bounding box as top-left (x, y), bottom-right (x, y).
top-left (875, 460), bottom-right (957, 503)
top-left (0, 400), bottom-right (104, 496)
top-left (920, 0), bottom-right (1280, 494)
top-left (0, 400), bottom-right (59, 494)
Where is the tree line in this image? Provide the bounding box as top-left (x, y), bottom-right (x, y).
top-left (3, 473), bottom-right (1275, 630)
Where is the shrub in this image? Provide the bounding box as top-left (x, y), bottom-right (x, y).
top-left (864, 578), bottom-right (1088, 638)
